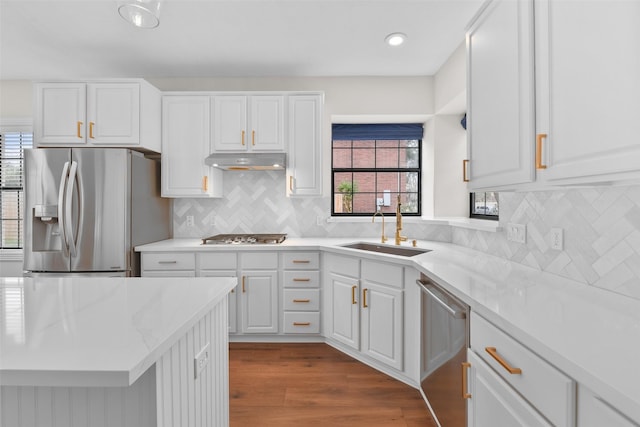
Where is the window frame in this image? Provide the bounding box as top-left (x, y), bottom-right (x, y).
top-left (331, 132), bottom-right (422, 218)
top-left (0, 119), bottom-right (33, 251)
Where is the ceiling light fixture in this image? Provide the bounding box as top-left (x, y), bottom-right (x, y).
top-left (385, 32), bottom-right (407, 47)
top-left (118, 0), bottom-right (162, 29)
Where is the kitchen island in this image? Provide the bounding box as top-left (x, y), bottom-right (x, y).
top-left (0, 276), bottom-right (236, 427)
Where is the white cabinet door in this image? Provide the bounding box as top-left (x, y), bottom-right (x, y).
top-left (535, 0), bottom-right (640, 184)
top-left (287, 94), bottom-right (322, 197)
top-left (212, 95), bottom-right (284, 152)
top-left (86, 83), bottom-right (140, 145)
top-left (360, 281), bottom-right (403, 370)
top-left (199, 270), bottom-right (238, 334)
top-left (240, 271), bottom-right (278, 334)
top-left (466, 0), bottom-right (535, 190)
top-left (35, 83), bottom-right (87, 145)
top-left (212, 95), bottom-right (247, 151)
top-left (467, 350), bottom-right (552, 427)
top-left (162, 96), bottom-right (222, 197)
top-left (250, 95), bottom-right (284, 151)
top-left (327, 272), bottom-right (360, 350)
top-left (577, 385), bottom-right (639, 427)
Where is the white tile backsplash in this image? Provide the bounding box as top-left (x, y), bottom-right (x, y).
top-left (173, 172), bottom-right (640, 300)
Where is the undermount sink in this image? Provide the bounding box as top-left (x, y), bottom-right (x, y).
top-left (341, 242), bottom-right (430, 257)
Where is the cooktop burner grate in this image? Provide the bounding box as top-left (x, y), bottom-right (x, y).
top-left (201, 233), bottom-right (287, 245)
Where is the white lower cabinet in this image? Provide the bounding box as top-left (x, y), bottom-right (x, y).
top-left (325, 253), bottom-right (404, 372)
top-left (467, 350), bottom-right (552, 427)
top-left (239, 252), bottom-right (279, 334)
top-left (281, 252), bottom-right (321, 335)
top-left (578, 385), bottom-right (639, 427)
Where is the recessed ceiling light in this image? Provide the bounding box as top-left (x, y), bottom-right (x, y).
top-left (385, 32), bottom-right (407, 47)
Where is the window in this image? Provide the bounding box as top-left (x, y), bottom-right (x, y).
top-left (470, 192), bottom-right (499, 220)
top-left (0, 127), bottom-right (33, 249)
top-left (331, 123), bottom-right (422, 216)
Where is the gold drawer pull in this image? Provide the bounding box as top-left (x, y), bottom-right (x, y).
top-left (292, 260), bottom-right (310, 264)
top-left (293, 322), bottom-right (311, 326)
top-left (252, 130), bottom-right (255, 146)
top-left (351, 285), bottom-right (357, 304)
top-left (485, 347), bottom-right (522, 375)
top-left (293, 278), bottom-right (311, 282)
top-left (289, 176), bottom-right (294, 191)
top-left (362, 288), bottom-right (369, 308)
top-left (158, 260), bottom-right (177, 264)
top-left (536, 133), bottom-right (547, 169)
top-left (462, 362), bottom-right (471, 399)
top-left (202, 175), bottom-right (208, 192)
top-left (241, 130), bottom-right (245, 146)
top-left (293, 299), bottom-right (311, 303)
top-left (463, 159), bottom-right (469, 182)
top-left (242, 276), bottom-right (246, 293)
top-left (89, 121), bottom-right (95, 139)
top-left (77, 121), bottom-right (83, 138)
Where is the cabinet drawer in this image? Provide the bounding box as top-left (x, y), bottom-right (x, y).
top-left (283, 271), bottom-right (320, 288)
top-left (283, 312), bottom-right (320, 334)
top-left (142, 253), bottom-right (195, 271)
top-left (240, 252), bottom-right (278, 269)
top-left (283, 289), bottom-right (320, 311)
top-left (362, 260), bottom-right (403, 288)
top-left (471, 312), bottom-right (575, 427)
top-left (326, 253), bottom-right (359, 277)
top-left (282, 252), bottom-right (320, 269)
top-left (198, 252), bottom-right (237, 269)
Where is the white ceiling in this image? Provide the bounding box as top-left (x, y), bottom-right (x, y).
top-left (0, 0), bottom-right (483, 80)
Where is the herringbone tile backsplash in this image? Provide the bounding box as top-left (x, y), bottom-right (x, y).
top-left (173, 171), bottom-right (640, 300)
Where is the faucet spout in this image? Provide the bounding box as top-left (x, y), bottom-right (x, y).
top-left (372, 211), bottom-right (387, 243)
top-left (395, 194), bottom-right (407, 245)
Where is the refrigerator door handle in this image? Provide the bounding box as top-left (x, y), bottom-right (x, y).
top-left (65, 161), bottom-right (78, 257)
top-left (58, 161), bottom-right (71, 257)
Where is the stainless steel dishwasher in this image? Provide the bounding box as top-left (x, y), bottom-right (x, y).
top-left (417, 273), bottom-right (469, 427)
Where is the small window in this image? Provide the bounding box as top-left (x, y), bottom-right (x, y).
top-left (331, 124), bottom-right (422, 217)
top-left (0, 129), bottom-right (33, 249)
top-left (470, 192), bottom-right (499, 220)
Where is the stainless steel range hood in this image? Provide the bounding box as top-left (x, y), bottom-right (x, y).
top-left (205, 153), bottom-right (286, 171)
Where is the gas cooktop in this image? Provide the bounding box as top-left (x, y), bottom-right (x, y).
top-left (201, 233), bottom-right (287, 245)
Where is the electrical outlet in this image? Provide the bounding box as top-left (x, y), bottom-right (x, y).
top-left (186, 215), bottom-right (194, 227)
top-left (194, 342), bottom-right (210, 380)
top-left (551, 228), bottom-right (563, 250)
top-left (507, 223), bottom-right (526, 244)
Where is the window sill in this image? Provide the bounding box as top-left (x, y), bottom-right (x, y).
top-left (0, 249), bottom-right (24, 261)
top-left (327, 216), bottom-right (501, 233)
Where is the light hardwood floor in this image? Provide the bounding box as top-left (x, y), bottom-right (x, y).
top-left (229, 343), bottom-right (438, 426)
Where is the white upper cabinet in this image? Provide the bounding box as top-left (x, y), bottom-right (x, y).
top-left (212, 94), bottom-right (285, 152)
top-left (466, 0), bottom-right (640, 190)
top-left (466, 0), bottom-right (535, 190)
top-left (161, 96), bottom-right (222, 198)
top-left (287, 94), bottom-right (323, 197)
top-left (535, 0), bottom-right (640, 184)
top-left (34, 80), bottom-right (161, 152)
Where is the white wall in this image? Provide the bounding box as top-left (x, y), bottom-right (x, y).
top-left (0, 80), bottom-right (32, 118)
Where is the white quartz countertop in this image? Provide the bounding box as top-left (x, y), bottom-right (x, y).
top-left (137, 237), bottom-right (640, 420)
top-left (0, 276), bottom-right (237, 387)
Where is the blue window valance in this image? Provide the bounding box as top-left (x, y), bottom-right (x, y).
top-left (332, 123), bottom-right (423, 141)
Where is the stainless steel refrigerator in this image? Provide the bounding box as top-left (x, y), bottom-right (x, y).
top-left (23, 148), bottom-right (171, 277)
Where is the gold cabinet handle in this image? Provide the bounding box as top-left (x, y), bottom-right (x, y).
top-left (362, 288), bottom-right (369, 308)
top-left (462, 362), bottom-right (472, 399)
top-left (293, 299), bottom-right (311, 303)
top-left (485, 347), bottom-right (522, 374)
top-left (351, 285), bottom-right (357, 304)
top-left (252, 130), bottom-right (255, 146)
top-left (463, 159), bottom-right (470, 182)
top-left (77, 121), bottom-right (83, 139)
top-left (242, 276), bottom-right (246, 293)
top-left (241, 130), bottom-right (245, 146)
top-left (89, 121), bottom-right (95, 139)
top-left (293, 322), bottom-right (311, 326)
top-left (536, 133), bottom-right (548, 169)
top-left (202, 175), bottom-right (208, 192)
top-left (292, 260), bottom-right (310, 264)
top-left (293, 278), bottom-right (311, 282)
top-left (289, 176), bottom-right (294, 191)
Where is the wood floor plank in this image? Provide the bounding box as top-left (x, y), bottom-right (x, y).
top-left (229, 343), bottom-right (437, 426)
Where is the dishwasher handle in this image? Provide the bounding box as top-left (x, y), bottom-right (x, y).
top-left (417, 279), bottom-right (467, 319)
